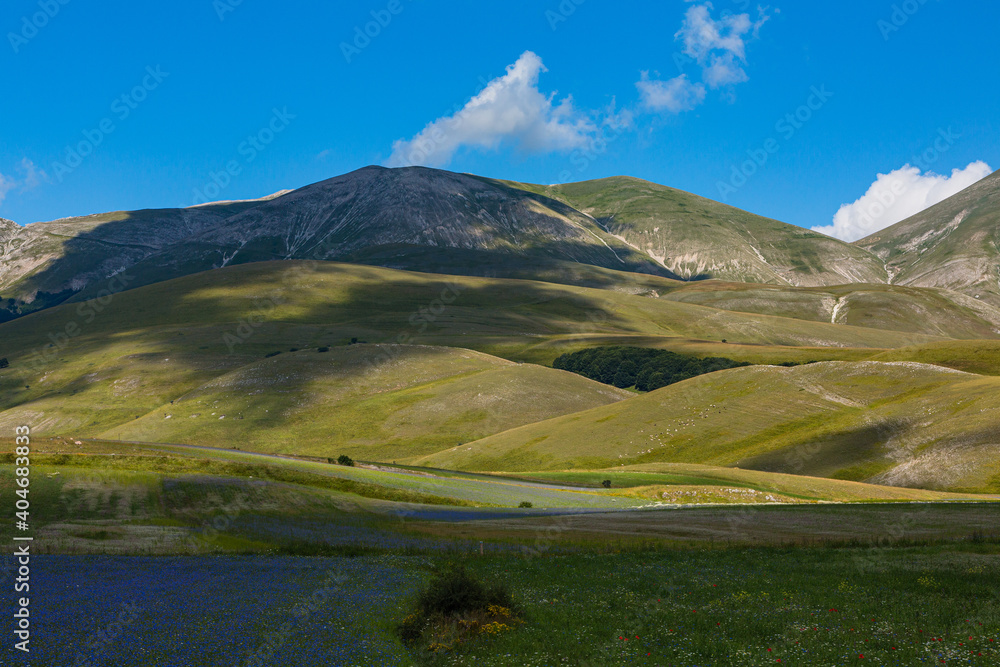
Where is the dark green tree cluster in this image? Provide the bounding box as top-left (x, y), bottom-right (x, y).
top-left (553, 346), bottom-right (749, 391)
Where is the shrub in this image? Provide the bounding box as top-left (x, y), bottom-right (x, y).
top-left (601, 479), bottom-right (612, 489)
top-left (349, 337), bottom-right (359, 345)
top-left (553, 346), bottom-right (749, 392)
top-left (0, 357), bottom-right (8, 369)
top-left (336, 454), bottom-right (354, 467)
top-left (400, 563), bottom-right (521, 649)
top-left (518, 501), bottom-right (533, 508)
top-left (420, 563), bottom-right (513, 616)
top-left (318, 347), bottom-right (330, 353)
top-left (264, 351), bottom-right (282, 358)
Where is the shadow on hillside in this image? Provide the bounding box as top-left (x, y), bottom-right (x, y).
top-left (0, 261), bottom-right (654, 415)
top-left (7, 167), bottom-right (691, 323)
top-left (6, 200), bottom-right (273, 320)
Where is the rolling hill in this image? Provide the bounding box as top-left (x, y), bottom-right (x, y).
top-left (0, 261), bottom-right (943, 457)
top-left (3, 165), bottom-right (1000, 498)
top-left (661, 280), bottom-right (1000, 339)
top-left (505, 176), bottom-right (888, 285)
top-left (417, 360), bottom-right (1000, 493)
top-left (96, 344), bottom-right (632, 459)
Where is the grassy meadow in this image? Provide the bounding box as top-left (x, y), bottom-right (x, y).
top-left (3, 261), bottom-right (1000, 664)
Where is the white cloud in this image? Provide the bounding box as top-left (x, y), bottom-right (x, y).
top-left (0, 174), bottom-right (14, 206)
top-left (18, 158), bottom-right (45, 190)
top-left (638, 2), bottom-right (770, 114)
top-left (676, 3), bottom-right (753, 63)
top-left (602, 97), bottom-right (634, 132)
top-left (812, 161), bottom-right (993, 242)
top-left (637, 73), bottom-right (706, 113)
top-left (702, 53), bottom-right (749, 89)
top-left (0, 159), bottom-right (46, 207)
top-left (387, 51), bottom-right (597, 168)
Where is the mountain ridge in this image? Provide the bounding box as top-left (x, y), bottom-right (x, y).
top-left (2, 165), bottom-right (997, 327)
top-left (502, 175), bottom-right (890, 286)
top-left (855, 168), bottom-right (1000, 307)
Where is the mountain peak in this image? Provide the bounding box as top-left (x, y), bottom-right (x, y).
top-left (186, 189), bottom-right (294, 209)
top-left (855, 163), bottom-right (1000, 306)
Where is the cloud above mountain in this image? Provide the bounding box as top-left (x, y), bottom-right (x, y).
top-left (0, 159), bottom-right (46, 207)
top-left (812, 161), bottom-right (993, 242)
top-left (387, 51), bottom-right (596, 168)
top-left (636, 73), bottom-right (706, 114)
top-left (389, 4), bottom-right (773, 167)
top-left (638, 2), bottom-right (770, 112)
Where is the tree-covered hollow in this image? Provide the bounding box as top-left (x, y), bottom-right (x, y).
top-left (553, 346), bottom-right (750, 391)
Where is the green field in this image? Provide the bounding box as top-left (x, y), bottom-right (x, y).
top-left (418, 360), bottom-right (1000, 493)
top-left (3, 438), bottom-right (996, 557)
top-left (0, 260), bottom-right (959, 459)
top-left (97, 345), bottom-right (631, 459)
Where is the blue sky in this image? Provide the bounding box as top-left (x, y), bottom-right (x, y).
top-left (1, 0), bottom-right (996, 241)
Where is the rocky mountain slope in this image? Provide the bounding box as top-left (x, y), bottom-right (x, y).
top-left (0, 167), bottom-right (673, 314)
top-left (0, 195), bottom-right (285, 318)
top-left (116, 166), bottom-right (667, 293)
top-left (2, 166), bottom-right (998, 325)
top-left (856, 168), bottom-right (1000, 307)
top-left (506, 176), bottom-right (888, 286)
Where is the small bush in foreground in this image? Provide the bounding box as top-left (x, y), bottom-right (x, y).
top-left (518, 501), bottom-right (533, 508)
top-left (400, 562), bottom-right (521, 651)
top-left (336, 454), bottom-right (354, 467)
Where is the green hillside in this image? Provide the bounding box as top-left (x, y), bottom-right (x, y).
top-left (98, 345), bottom-right (631, 459)
top-left (869, 340), bottom-right (1000, 375)
top-left (662, 281), bottom-right (1000, 339)
top-left (504, 176), bottom-right (888, 286)
top-left (417, 361), bottom-right (1000, 493)
top-left (3, 260), bottom-right (999, 495)
top-left (1, 261), bottom-right (930, 450)
top-left (0, 260), bottom-right (943, 360)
